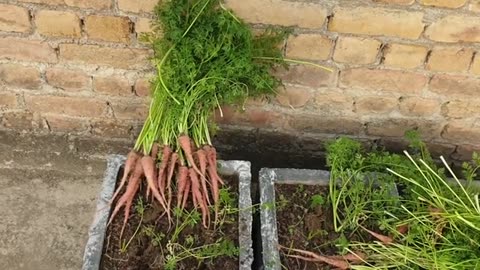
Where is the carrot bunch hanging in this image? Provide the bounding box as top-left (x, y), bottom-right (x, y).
top-left (108, 0), bottom-right (289, 234)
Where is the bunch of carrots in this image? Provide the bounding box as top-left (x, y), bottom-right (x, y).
top-left (108, 0), bottom-right (289, 236)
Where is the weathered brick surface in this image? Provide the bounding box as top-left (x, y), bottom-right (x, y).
top-left (118, 0), bottom-right (157, 13)
top-left (383, 44), bottom-right (428, 69)
top-left (134, 79), bottom-right (150, 97)
top-left (420, 0), bottom-right (467, 8)
top-left (44, 114), bottom-right (88, 132)
top-left (111, 102), bottom-right (148, 120)
top-left (18, 0), bottom-right (111, 10)
top-left (36, 10), bottom-right (81, 38)
top-left (276, 85), bottom-right (312, 108)
top-left (367, 119), bottom-right (441, 139)
top-left (0, 64), bottom-right (41, 90)
top-left (46, 68), bottom-right (91, 91)
top-left (59, 44), bottom-right (149, 69)
top-left (441, 100), bottom-right (480, 119)
top-left (430, 75), bottom-right (480, 97)
top-left (314, 92), bottom-right (354, 115)
top-left (328, 7), bottom-right (424, 39)
top-left (136, 18), bottom-right (152, 35)
top-left (399, 97), bottom-right (439, 117)
top-left (374, 0), bottom-right (415, 4)
top-left (0, 93), bottom-right (17, 110)
top-left (333, 37), bottom-right (381, 65)
top-left (442, 121), bottom-right (480, 144)
top-left (91, 119), bottom-right (132, 137)
top-left (287, 113), bottom-right (363, 135)
top-left (0, 37), bottom-right (57, 63)
top-left (275, 65), bottom-right (336, 88)
top-left (0, 4), bottom-right (31, 33)
top-left (340, 68), bottom-right (427, 94)
top-left (471, 55), bottom-right (480, 75)
top-left (426, 47), bottom-right (473, 72)
top-left (471, 0), bottom-right (480, 12)
top-left (426, 15), bottom-right (480, 43)
top-left (94, 76), bottom-right (132, 96)
top-left (225, 0), bottom-right (327, 29)
top-left (1, 112), bottom-right (36, 130)
top-left (216, 106), bottom-right (285, 129)
top-left (452, 145), bottom-right (480, 161)
top-left (355, 96), bottom-right (397, 114)
top-left (24, 95), bottom-right (106, 118)
top-left (85, 16), bottom-right (131, 43)
top-left (286, 34), bottom-right (333, 61)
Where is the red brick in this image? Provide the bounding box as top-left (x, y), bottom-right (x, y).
top-left (441, 100), bottom-right (480, 119)
top-left (355, 96), bottom-right (398, 114)
top-left (426, 47), bottom-right (473, 72)
top-left (111, 101), bottom-right (148, 120)
top-left (1, 111), bottom-right (36, 130)
top-left (452, 145), bottom-right (480, 161)
top-left (426, 15), bottom-right (480, 43)
top-left (134, 78), bottom-right (150, 97)
top-left (286, 34), bottom-right (333, 61)
top-left (0, 4), bottom-right (31, 33)
top-left (36, 10), bottom-right (81, 38)
top-left (24, 95), bottom-right (106, 118)
top-left (329, 7), bottom-right (424, 39)
top-left (383, 43), bottom-right (428, 69)
top-left (0, 37), bottom-right (57, 63)
top-left (46, 68), bottom-right (91, 91)
top-left (333, 37), bottom-right (381, 65)
top-left (85, 15), bottom-right (131, 43)
top-left (313, 92), bottom-right (354, 115)
top-left (276, 85), bottom-right (312, 108)
top-left (274, 65), bottom-right (336, 88)
top-left (0, 93), bottom-right (17, 110)
top-left (225, 0), bottom-right (327, 29)
top-left (17, 0), bottom-right (112, 10)
top-left (118, 0), bottom-right (157, 13)
top-left (91, 119), bottom-right (132, 137)
top-left (93, 76), bottom-right (132, 96)
top-left (420, 0), bottom-right (467, 8)
top-left (374, 0), bottom-right (415, 4)
top-left (215, 105), bottom-right (286, 129)
top-left (442, 121), bottom-right (480, 144)
top-left (44, 114), bottom-right (88, 133)
top-left (340, 68), bottom-right (427, 94)
top-left (59, 44), bottom-right (149, 69)
top-left (399, 97), bottom-right (440, 117)
top-left (0, 64), bottom-right (41, 89)
top-left (430, 75), bottom-right (480, 97)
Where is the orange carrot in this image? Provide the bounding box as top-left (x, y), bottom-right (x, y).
top-left (207, 163), bottom-right (220, 223)
top-left (178, 135), bottom-right (204, 178)
top-left (206, 145), bottom-right (224, 185)
top-left (157, 146), bottom-right (172, 195)
top-left (182, 176), bottom-right (191, 210)
top-left (141, 156), bottom-right (171, 222)
top-left (280, 246), bottom-right (350, 269)
top-left (396, 224), bottom-right (409, 235)
top-left (150, 143), bottom-right (159, 159)
top-left (177, 166), bottom-right (189, 209)
top-left (110, 150), bottom-right (140, 204)
top-left (196, 149), bottom-right (211, 205)
top-left (108, 159), bottom-right (143, 238)
top-left (166, 153), bottom-right (178, 212)
top-left (190, 167), bottom-right (209, 228)
top-left (361, 226), bottom-right (393, 245)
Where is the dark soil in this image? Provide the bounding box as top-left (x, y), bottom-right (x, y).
top-left (101, 171), bottom-right (239, 270)
top-left (275, 184), bottom-right (372, 270)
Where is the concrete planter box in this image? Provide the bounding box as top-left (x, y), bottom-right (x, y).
top-left (259, 168), bottom-right (331, 270)
top-left (82, 155), bottom-right (253, 270)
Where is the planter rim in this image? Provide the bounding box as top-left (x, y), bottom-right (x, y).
top-left (81, 155), bottom-right (253, 270)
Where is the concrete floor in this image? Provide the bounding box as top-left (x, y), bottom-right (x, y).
top-left (0, 130), bottom-right (131, 270)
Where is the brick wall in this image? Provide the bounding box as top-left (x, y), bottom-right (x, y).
top-left (1, 0), bottom-right (479, 160)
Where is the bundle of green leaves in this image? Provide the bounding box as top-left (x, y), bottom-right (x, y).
top-left (109, 0), bottom-right (291, 236)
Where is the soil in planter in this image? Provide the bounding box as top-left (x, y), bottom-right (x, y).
top-left (275, 184), bottom-right (373, 270)
top-left (101, 172), bottom-right (240, 270)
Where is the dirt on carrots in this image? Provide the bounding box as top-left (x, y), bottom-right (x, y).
top-left (275, 184), bottom-right (373, 270)
top-left (101, 172), bottom-right (239, 270)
